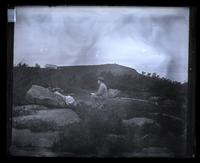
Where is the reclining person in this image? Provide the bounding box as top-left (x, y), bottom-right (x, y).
top-left (50, 87), bottom-right (77, 107)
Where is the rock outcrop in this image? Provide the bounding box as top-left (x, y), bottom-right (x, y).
top-left (13, 109), bottom-right (81, 132)
top-left (11, 84), bottom-right (184, 157)
top-left (25, 85), bottom-right (67, 107)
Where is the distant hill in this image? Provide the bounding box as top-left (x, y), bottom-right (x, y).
top-left (58, 64), bottom-right (139, 78)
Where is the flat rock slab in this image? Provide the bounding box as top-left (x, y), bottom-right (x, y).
top-left (12, 128), bottom-right (60, 148)
top-left (13, 109), bottom-right (81, 131)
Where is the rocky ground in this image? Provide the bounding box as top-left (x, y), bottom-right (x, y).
top-left (10, 85), bottom-right (186, 157)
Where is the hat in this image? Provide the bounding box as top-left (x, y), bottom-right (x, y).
top-left (97, 77), bottom-right (105, 82)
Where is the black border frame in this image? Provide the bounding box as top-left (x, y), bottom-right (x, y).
top-left (2, 0), bottom-right (198, 161)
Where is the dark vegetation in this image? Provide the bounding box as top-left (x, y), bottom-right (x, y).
top-left (13, 63), bottom-right (187, 104)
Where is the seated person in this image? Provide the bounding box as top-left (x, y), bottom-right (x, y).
top-left (91, 77), bottom-right (108, 105)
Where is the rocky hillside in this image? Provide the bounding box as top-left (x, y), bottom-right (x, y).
top-left (11, 64), bottom-right (187, 157)
top-left (10, 84), bottom-right (187, 157)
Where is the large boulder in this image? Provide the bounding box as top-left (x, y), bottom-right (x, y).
top-left (13, 109), bottom-right (81, 132)
top-left (25, 85), bottom-right (67, 107)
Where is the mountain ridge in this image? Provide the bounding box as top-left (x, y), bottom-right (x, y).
top-left (58, 63), bottom-right (139, 78)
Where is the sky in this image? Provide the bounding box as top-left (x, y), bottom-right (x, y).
top-left (14, 6), bottom-right (189, 82)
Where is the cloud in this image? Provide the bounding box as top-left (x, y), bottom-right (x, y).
top-left (14, 6), bottom-right (189, 82)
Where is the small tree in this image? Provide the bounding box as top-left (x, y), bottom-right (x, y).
top-left (142, 71), bottom-right (146, 75)
top-left (35, 63), bottom-right (40, 68)
top-left (17, 62), bottom-right (28, 67)
top-left (152, 72), bottom-right (157, 78)
top-left (147, 73), bottom-right (151, 77)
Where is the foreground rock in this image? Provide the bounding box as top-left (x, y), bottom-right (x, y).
top-left (13, 105), bottom-right (48, 117)
top-left (12, 128), bottom-right (60, 148)
top-left (25, 85), bottom-right (67, 107)
top-left (13, 109), bottom-right (81, 132)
